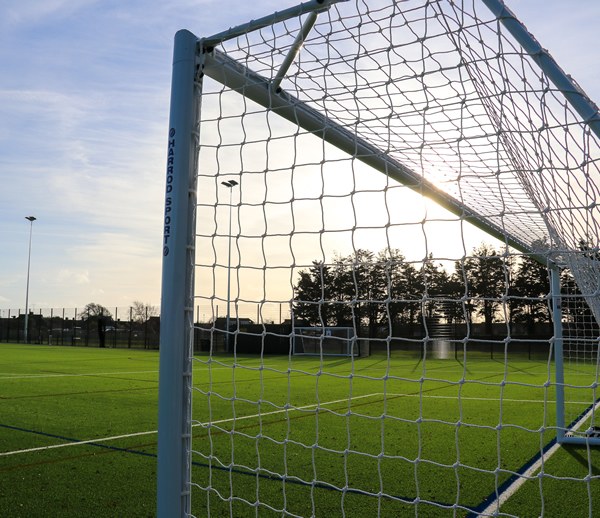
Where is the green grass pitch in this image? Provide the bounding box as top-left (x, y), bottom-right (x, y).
top-left (0, 342), bottom-right (598, 517)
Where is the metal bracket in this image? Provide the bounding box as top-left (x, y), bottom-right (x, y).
top-left (270, 11), bottom-right (319, 94)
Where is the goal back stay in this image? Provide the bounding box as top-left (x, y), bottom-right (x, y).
top-left (158, 1), bottom-right (600, 516)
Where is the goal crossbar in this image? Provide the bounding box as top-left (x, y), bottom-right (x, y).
top-left (201, 0), bottom-right (347, 49)
top-left (202, 48), bottom-right (546, 266)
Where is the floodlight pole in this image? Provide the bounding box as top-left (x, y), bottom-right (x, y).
top-left (24, 216), bottom-right (36, 344)
top-left (221, 180), bottom-right (238, 353)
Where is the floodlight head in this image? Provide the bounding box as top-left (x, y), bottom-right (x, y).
top-left (25, 216), bottom-right (36, 222)
top-left (221, 180), bottom-right (238, 188)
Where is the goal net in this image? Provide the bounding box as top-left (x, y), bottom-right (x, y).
top-left (560, 271), bottom-right (600, 443)
top-left (158, 0), bottom-right (600, 516)
top-left (293, 327), bottom-right (356, 356)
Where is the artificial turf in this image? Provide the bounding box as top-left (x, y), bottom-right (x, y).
top-left (0, 342), bottom-right (598, 517)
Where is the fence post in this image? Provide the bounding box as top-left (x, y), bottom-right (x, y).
top-left (129, 307), bottom-right (132, 348)
top-left (85, 309), bottom-right (90, 347)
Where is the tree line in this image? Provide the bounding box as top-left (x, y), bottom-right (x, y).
top-left (293, 244), bottom-right (559, 335)
top-left (82, 301), bottom-right (159, 347)
top-left (82, 301), bottom-right (158, 325)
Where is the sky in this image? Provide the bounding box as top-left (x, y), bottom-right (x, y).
top-left (1, 0), bottom-right (599, 313)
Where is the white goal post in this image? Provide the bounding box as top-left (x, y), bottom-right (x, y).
top-left (158, 1), bottom-right (600, 516)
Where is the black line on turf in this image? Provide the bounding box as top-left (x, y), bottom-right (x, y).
top-left (0, 423), bottom-right (156, 461)
top-left (1, 423), bottom-right (477, 512)
top-left (0, 387), bottom-right (157, 400)
top-left (467, 396), bottom-right (600, 517)
top-left (39, 369), bottom-right (159, 384)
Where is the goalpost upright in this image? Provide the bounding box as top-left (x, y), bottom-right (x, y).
top-left (157, 29), bottom-right (201, 517)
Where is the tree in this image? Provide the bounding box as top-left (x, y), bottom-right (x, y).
top-left (578, 237), bottom-right (600, 261)
top-left (421, 254), bottom-right (449, 297)
top-left (421, 253), bottom-right (450, 319)
top-left (293, 250), bottom-right (384, 333)
top-left (376, 248), bottom-right (410, 325)
top-left (401, 261), bottom-right (424, 327)
top-left (459, 244), bottom-right (510, 334)
top-left (82, 303), bottom-right (112, 320)
top-left (132, 301), bottom-right (159, 324)
top-left (293, 243), bottom-right (559, 338)
top-left (293, 262), bottom-right (336, 326)
top-left (510, 256), bottom-right (551, 329)
top-left (82, 303), bottom-right (112, 348)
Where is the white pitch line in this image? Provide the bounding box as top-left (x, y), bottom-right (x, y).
top-left (1, 392), bottom-right (563, 458)
top-left (384, 393), bottom-right (600, 408)
top-left (478, 442), bottom-right (562, 518)
top-left (479, 398), bottom-right (600, 517)
top-left (0, 364), bottom-right (277, 381)
top-left (0, 393), bottom-right (380, 457)
top-left (194, 393), bottom-right (380, 428)
top-left (3, 392), bottom-right (591, 460)
top-left (0, 430), bottom-right (159, 457)
top-left (382, 393), bottom-right (556, 404)
top-left (0, 363), bottom-right (552, 381)
top-left (0, 370), bottom-right (160, 380)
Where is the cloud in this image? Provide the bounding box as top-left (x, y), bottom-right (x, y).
top-left (0, 0), bottom-right (100, 26)
top-left (58, 269), bottom-right (90, 284)
top-left (1, 0), bottom-right (599, 313)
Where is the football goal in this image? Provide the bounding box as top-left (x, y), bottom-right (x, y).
top-left (158, 0), bottom-right (600, 516)
top-left (293, 327), bottom-right (356, 356)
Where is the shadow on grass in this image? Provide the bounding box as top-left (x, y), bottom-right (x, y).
top-left (562, 445), bottom-right (600, 476)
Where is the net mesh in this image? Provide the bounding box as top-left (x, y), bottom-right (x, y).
top-left (562, 271), bottom-right (600, 438)
top-left (181, 0), bottom-right (600, 516)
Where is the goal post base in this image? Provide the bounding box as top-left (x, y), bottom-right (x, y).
top-left (559, 434), bottom-right (600, 447)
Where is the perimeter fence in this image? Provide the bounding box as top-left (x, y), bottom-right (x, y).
top-left (0, 303), bottom-right (554, 360)
top-left (0, 303), bottom-right (291, 350)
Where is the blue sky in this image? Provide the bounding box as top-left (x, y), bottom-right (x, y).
top-left (1, 0), bottom-right (599, 311)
